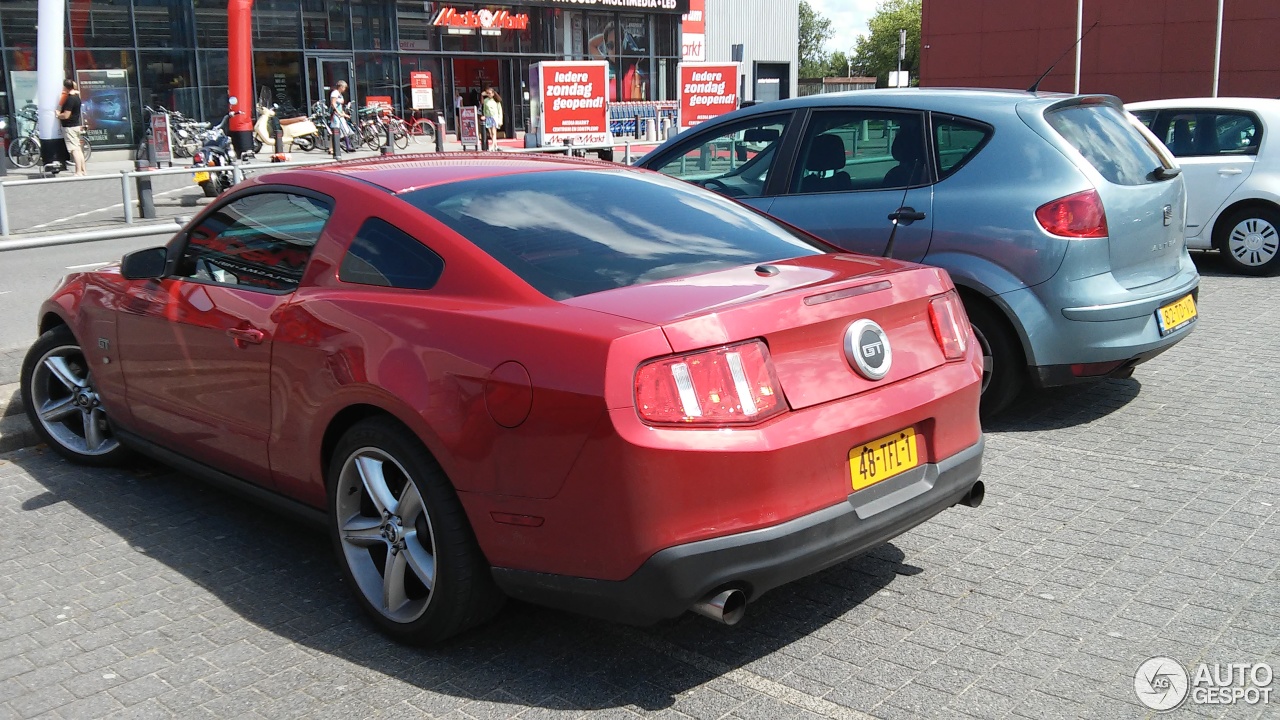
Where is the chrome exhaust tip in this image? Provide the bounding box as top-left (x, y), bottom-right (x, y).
top-left (960, 480), bottom-right (985, 508)
top-left (690, 588), bottom-right (746, 625)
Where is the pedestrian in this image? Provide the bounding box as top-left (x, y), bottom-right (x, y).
top-left (329, 80), bottom-right (354, 152)
top-left (453, 90), bottom-right (463, 132)
top-left (58, 79), bottom-right (86, 176)
top-left (482, 87), bottom-right (503, 149)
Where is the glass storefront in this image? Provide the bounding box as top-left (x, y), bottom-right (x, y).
top-left (0, 0), bottom-right (684, 144)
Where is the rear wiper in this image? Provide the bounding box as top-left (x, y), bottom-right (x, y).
top-left (1154, 166), bottom-right (1182, 180)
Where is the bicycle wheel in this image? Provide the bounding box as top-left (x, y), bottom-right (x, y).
top-left (394, 121), bottom-right (410, 150)
top-left (80, 136), bottom-right (92, 163)
top-left (410, 120), bottom-right (435, 144)
top-left (9, 136), bottom-right (40, 169)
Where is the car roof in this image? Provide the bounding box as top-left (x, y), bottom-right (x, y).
top-left (280, 153), bottom-right (627, 195)
top-left (1126, 97), bottom-right (1280, 115)
top-left (736, 87), bottom-right (1097, 113)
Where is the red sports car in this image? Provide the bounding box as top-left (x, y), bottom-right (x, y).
top-left (23, 155), bottom-right (985, 643)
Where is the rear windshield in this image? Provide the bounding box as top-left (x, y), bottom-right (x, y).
top-left (1046, 104), bottom-right (1165, 186)
top-left (401, 169), bottom-right (827, 300)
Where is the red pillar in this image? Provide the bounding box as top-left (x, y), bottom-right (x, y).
top-left (228, 0), bottom-right (255, 155)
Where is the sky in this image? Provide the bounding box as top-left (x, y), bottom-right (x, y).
top-left (808, 0), bottom-right (879, 57)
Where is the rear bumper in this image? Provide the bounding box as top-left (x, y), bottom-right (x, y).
top-left (490, 437), bottom-right (984, 625)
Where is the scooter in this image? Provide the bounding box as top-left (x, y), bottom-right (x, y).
top-left (253, 104), bottom-right (319, 154)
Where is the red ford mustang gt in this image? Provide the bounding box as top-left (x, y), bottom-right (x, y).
top-left (23, 155), bottom-right (985, 643)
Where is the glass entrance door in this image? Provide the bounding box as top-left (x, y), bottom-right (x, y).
top-left (309, 57), bottom-right (356, 115)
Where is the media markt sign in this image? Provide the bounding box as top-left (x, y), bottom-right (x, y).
top-left (531, 61), bottom-right (610, 146)
top-left (677, 63), bottom-right (738, 131)
top-left (433, 7), bottom-right (529, 35)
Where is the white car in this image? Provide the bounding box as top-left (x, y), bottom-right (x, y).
top-left (1127, 98), bottom-right (1280, 275)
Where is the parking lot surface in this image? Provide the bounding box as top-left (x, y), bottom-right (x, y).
top-left (0, 253), bottom-right (1275, 720)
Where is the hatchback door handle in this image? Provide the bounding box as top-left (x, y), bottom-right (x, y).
top-left (226, 327), bottom-right (265, 345)
top-left (1219, 168), bottom-right (1243, 176)
top-left (888, 207), bottom-right (927, 224)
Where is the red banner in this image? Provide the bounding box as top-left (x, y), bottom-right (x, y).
top-left (678, 63), bottom-right (738, 131)
top-left (681, 0), bottom-right (705, 61)
top-left (537, 62), bottom-right (609, 145)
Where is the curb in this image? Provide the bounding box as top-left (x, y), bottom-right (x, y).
top-left (0, 382), bottom-right (37, 454)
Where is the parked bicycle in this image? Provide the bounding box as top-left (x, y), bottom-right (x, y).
top-left (7, 105), bottom-right (91, 169)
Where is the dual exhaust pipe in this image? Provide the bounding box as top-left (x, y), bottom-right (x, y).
top-left (691, 481), bottom-right (985, 626)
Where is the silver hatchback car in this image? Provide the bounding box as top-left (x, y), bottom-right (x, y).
top-left (639, 89), bottom-right (1201, 414)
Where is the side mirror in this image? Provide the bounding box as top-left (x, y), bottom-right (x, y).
top-left (120, 247), bottom-right (168, 280)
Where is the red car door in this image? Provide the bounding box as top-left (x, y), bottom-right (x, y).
top-left (116, 190), bottom-right (333, 487)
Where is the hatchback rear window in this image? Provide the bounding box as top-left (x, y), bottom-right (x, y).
top-left (1046, 104), bottom-right (1165, 186)
top-left (401, 169), bottom-right (827, 300)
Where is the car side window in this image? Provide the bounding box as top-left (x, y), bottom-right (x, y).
top-left (933, 116), bottom-right (992, 180)
top-left (652, 114), bottom-right (790, 199)
top-left (339, 218), bottom-right (445, 290)
top-left (787, 110), bottom-right (929, 195)
top-left (177, 192), bottom-right (331, 292)
top-left (1152, 111), bottom-right (1261, 158)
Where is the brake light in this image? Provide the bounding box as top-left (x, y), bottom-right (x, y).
top-left (193, 151), bottom-right (204, 164)
top-left (1036, 189), bottom-right (1108, 238)
top-left (635, 340), bottom-right (785, 425)
top-left (928, 290), bottom-right (971, 361)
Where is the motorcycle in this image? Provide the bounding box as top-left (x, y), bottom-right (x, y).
top-left (252, 104), bottom-right (319, 154)
top-left (192, 112), bottom-right (239, 198)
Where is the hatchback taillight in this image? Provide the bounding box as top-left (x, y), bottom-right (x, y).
top-left (929, 291), bottom-right (970, 361)
top-left (1036, 189), bottom-right (1108, 238)
top-left (635, 340), bottom-right (785, 426)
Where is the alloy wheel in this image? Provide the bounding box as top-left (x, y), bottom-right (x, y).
top-left (1227, 216), bottom-right (1279, 267)
top-left (29, 343), bottom-right (119, 457)
top-left (335, 447), bottom-right (438, 624)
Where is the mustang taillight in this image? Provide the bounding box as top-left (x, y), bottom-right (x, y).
top-left (1036, 189), bottom-right (1108, 238)
top-left (929, 291), bottom-right (971, 361)
top-left (635, 340), bottom-right (785, 426)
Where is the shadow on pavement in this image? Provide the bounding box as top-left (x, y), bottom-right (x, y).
top-left (1189, 249), bottom-right (1240, 278)
top-left (8, 448), bottom-right (915, 713)
top-left (984, 377), bottom-right (1142, 433)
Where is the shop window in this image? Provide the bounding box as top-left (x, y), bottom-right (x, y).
top-left (254, 52), bottom-right (306, 117)
top-left (396, 0), bottom-right (435, 46)
top-left (194, 0), bottom-right (229, 49)
top-left (135, 0), bottom-right (199, 48)
top-left (140, 50), bottom-right (200, 119)
top-left (303, 0), bottom-right (351, 50)
top-left (253, 0), bottom-right (301, 49)
top-left (197, 49), bottom-right (229, 121)
top-left (67, 0), bottom-right (135, 48)
top-left (352, 0), bottom-right (393, 51)
top-left (0, 1), bottom-right (43, 48)
top-left (355, 53), bottom-right (399, 114)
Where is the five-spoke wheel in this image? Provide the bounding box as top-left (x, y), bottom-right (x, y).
top-left (21, 325), bottom-right (128, 465)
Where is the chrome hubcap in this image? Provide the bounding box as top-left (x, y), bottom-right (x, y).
top-left (30, 344), bottom-right (119, 456)
top-left (336, 448), bottom-right (436, 624)
top-left (1228, 217), bottom-right (1279, 267)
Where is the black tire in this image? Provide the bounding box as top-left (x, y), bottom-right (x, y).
top-left (294, 135), bottom-right (316, 152)
top-left (328, 417), bottom-right (504, 644)
top-left (1214, 205), bottom-right (1280, 276)
top-left (199, 180), bottom-right (218, 198)
top-left (9, 136), bottom-right (40, 169)
top-left (80, 137), bottom-right (92, 163)
top-left (252, 137), bottom-right (263, 154)
top-left (964, 299), bottom-right (1025, 418)
top-left (21, 325), bottom-right (130, 467)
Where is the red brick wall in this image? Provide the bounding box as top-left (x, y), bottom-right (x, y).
top-left (920, 0), bottom-right (1280, 101)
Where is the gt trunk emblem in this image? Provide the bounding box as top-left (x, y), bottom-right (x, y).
top-left (844, 319), bottom-right (893, 380)
top-left (1163, 205), bottom-right (1173, 226)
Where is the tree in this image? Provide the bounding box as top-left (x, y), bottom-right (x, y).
top-left (799, 1), bottom-right (834, 79)
top-left (826, 50), bottom-right (851, 78)
top-left (850, 0), bottom-right (922, 87)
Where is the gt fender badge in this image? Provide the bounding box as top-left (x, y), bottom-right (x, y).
top-left (844, 319), bottom-right (893, 380)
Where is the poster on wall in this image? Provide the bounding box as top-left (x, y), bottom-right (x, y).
top-left (678, 63), bottom-right (738, 131)
top-left (7, 71), bottom-right (38, 136)
top-left (76, 69), bottom-right (134, 148)
top-left (681, 0), bottom-right (706, 62)
top-left (533, 61), bottom-right (609, 146)
top-left (410, 72), bottom-right (434, 110)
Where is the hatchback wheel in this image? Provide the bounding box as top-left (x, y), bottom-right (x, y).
top-left (1217, 207), bottom-right (1280, 275)
top-left (328, 418), bottom-right (503, 644)
top-left (964, 302), bottom-right (1025, 418)
top-left (21, 326), bottom-right (128, 466)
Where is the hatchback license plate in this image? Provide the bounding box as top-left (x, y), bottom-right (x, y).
top-left (193, 171), bottom-right (210, 183)
top-left (850, 427), bottom-right (919, 491)
top-left (1157, 294), bottom-right (1197, 335)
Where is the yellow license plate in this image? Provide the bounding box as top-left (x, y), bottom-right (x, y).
top-left (849, 427), bottom-right (919, 491)
top-left (1157, 294), bottom-right (1197, 335)
top-left (193, 171), bottom-right (210, 183)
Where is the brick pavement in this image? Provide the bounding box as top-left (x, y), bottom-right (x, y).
top-left (0, 252), bottom-right (1276, 719)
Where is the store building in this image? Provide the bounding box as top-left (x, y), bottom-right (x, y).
top-left (920, 0), bottom-right (1280, 101)
top-left (0, 0), bottom-right (691, 148)
top-left (702, 0), bottom-right (798, 104)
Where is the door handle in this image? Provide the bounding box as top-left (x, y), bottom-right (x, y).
top-left (1218, 168), bottom-right (1243, 176)
top-left (226, 327), bottom-right (265, 346)
top-left (888, 207), bottom-right (927, 224)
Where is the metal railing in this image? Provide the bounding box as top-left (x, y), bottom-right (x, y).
top-left (498, 140), bottom-right (662, 165)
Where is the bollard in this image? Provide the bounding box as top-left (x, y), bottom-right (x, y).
top-left (121, 170), bottom-right (134, 225)
top-left (134, 161), bottom-right (156, 220)
top-left (382, 116), bottom-right (395, 155)
top-left (332, 123), bottom-right (342, 160)
top-left (0, 184), bottom-right (9, 236)
top-left (231, 161), bottom-right (244, 185)
top-left (435, 112), bottom-right (445, 153)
